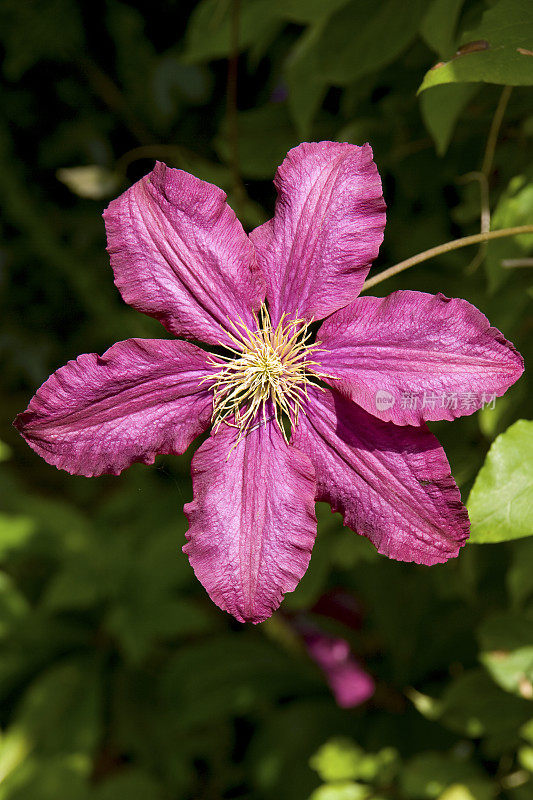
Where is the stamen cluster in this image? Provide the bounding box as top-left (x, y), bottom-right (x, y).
top-left (208, 305), bottom-right (323, 442)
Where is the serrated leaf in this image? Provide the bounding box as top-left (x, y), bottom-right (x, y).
top-left (468, 420), bottom-right (533, 543)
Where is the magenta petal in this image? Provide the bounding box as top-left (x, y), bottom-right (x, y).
top-left (249, 142), bottom-right (386, 325)
top-left (316, 291), bottom-right (524, 425)
top-left (292, 386), bottom-right (470, 565)
top-left (14, 339), bottom-right (215, 477)
top-left (183, 413), bottom-right (317, 624)
top-left (303, 631), bottom-right (375, 708)
top-left (103, 162), bottom-right (265, 348)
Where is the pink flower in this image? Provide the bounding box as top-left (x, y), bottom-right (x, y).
top-left (304, 631), bottom-right (375, 709)
top-left (290, 613), bottom-right (375, 708)
top-left (14, 142), bottom-right (523, 623)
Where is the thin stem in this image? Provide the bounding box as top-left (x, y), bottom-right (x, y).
top-left (457, 170), bottom-right (490, 274)
top-left (502, 258), bottom-right (533, 269)
top-left (361, 225), bottom-right (533, 291)
top-left (226, 0), bottom-right (246, 209)
top-left (115, 144), bottom-right (187, 176)
top-left (461, 85), bottom-right (512, 272)
top-left (481, 85), bottom-right (513, 176)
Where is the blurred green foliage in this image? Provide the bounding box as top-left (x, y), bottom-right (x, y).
top-left (0, 0), bottom-right (532, 797)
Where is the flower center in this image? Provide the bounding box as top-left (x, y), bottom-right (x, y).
top-left (208, 305), bottom-right (323, 442)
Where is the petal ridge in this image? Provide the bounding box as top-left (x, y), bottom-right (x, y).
top-left (103, 162), bottom-right (265, 347)
top-left (250, 141), bottom-right (386, 325)
top-left (184, 412), bottom-right (317, 623)
top-left (292, 386), bottom-right (469, 565)
top-left (14, 338), bottom-right (215, 477)
top-left (315, 290), bottom-right (524, 425)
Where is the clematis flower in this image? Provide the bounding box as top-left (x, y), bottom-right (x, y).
top-left (14, 142), bottom-right (523, 624)
top-left (290, 613), bottom-right (375, 708)
top-left (303, 630), bottom-right (375, 709)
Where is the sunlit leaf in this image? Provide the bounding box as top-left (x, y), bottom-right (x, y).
top-left (309, 783), bottom-right (371, 800)
top-left (468, 420), bottom-right (533, 543)
top-left (419, 0), bottom-right (533, 92)
top-left (56, 166), bottom-right (120, 200)
top-left (478, 612), bottom-right (533, 698)
top-left (310, 738), bottom-right (398, 784)
top-left (486, 176), bottom-right (533, 291)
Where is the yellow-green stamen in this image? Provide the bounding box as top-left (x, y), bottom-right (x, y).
top-left (207, 305), bottom-right (326, 443)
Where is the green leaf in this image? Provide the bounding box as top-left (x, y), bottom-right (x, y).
top-left (182, 0), bottom-right (276, 62)
top-left (0, 514), bottom-right (36, 558)
top-left (485, 176), bottom-right (533, 291)
top-left (420, 0), bottom-right (467, 58)
top-left (273, 0), bottom-right (352, 24)
top-left (508, 539), bottom-right (533, 607)
top-left (518, 745), bottom-right (533, 772)
top-left (419, 83), bottom-right (478, 155)
top-left (0, 573), bottom-right (30, 638)
top-left (310, 738), bottom-right (365, 782)
top-left (215, 103), bottom-right (298, 179)
top-left (160, 635), bottom-right (318, 728)
top-left (0, 754), bottom-right (91, 800)
top-left (478, 612), bottom-right (533, 697)
top-left (468, 420), bottom-right (533, 543)
top-left (0, 0), bottom-right (84, 80)
top-left (312, 0), bottom-right (426, 85)
top-left (436, 669), bottom-right (531, 746)
top-left (56, 166), bottom-right (120, 200)
top-left (309, 783), bottom-right (371, 800)
top-left (309, 738), bottom-right (398, 784)
top-left (401, 752), bottom-right (492, 799)
top-left (438, 786), bottom-right (495, 800)
top-left (105, 597), bottom-right (213, 664)
top-left (90, 770), bottom-right (165, 800)
top-left (12, 657), bottom-right (102, 756)
top-left (0, 441), bottom-right (12, 462)
top-left (419, 0), bottom-right (533, 92)
top-left (286, 23), bottom-right (329, 137)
